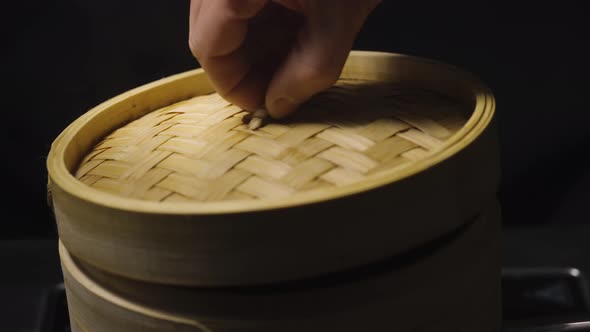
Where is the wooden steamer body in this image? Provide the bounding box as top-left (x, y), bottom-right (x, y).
top-left (47, 51), bottom-right (501, 331)
top-left (60, 200), bottom-right (501, 332)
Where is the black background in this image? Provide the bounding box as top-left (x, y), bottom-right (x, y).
top-left (2, 1), bottom-right (589, 238)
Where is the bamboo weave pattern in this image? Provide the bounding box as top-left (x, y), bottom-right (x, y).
top-left (75, 80), bottom-right (468, 202)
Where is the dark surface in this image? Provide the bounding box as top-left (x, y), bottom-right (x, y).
top-left (40, 284), bottom-right (69, 332)
top-left (0, 240), bottom-right (62, 332)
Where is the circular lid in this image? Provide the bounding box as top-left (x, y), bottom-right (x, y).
top-left (74, 79), bottom-right (469, 203)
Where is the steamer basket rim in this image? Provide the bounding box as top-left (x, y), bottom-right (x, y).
top-left (47, 51), bottom-right (496, 215)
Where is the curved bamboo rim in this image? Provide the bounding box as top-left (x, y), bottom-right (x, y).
top-left (47, 51), bottom-right (495, 215)
top-left (60, 241), bottom-right (212, 332)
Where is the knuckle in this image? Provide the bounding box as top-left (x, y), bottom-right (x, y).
top-left (300, 62), bottom-right (341, 91)
top-left (188, 32), bottom-right (205, 59)
top-left (225, 0), bottom-right (266, 18)
top-left (188, 34), bottom-right (199, 57)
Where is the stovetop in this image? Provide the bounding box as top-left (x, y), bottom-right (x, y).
top-left (40, 284), bottom-right (68, 332)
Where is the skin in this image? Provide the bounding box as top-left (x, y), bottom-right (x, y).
top-left (189, 0), bottom-right (381, 118)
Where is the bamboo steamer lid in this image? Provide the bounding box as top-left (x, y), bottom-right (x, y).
top-left (47, 51), bottom-right (499, 286)
top-left (60, 199), bottom-right (502, 332)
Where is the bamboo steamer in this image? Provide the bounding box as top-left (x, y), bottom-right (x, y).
top-left (61, 199), bottom-right (502, 332)
top-left (47, 51), bottom-right (499, 286)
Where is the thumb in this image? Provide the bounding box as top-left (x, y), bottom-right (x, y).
top-left (265, 0), bottom-right (380, 118)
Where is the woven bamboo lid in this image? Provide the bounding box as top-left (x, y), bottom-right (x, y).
top-left (74, 80), bottom-right (468, 202)
top-left (48, 51), bottom-right (498, 286)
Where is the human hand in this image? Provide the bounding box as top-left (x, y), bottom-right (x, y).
top-left (189, 0), bottom-right (381, 118)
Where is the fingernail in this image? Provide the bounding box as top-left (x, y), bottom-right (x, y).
top-left (268, 97), bottom-right (296, 119)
